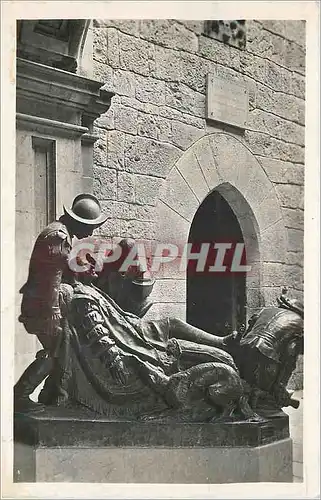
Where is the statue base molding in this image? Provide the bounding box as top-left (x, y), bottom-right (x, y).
top-left (14, 407), bottom-right (293, 483)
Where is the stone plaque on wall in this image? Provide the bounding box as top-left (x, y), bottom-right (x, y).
top-left (206, 74), bottom-right (249, 129)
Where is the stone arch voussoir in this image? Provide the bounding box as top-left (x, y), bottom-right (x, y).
top-left (155, 132), bottom-right (287, 316)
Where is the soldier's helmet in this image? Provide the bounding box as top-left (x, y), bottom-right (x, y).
top-left (63, 194), bottom-right (108, 227)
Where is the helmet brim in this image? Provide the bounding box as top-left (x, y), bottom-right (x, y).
top-left (63, 206), bottom-right (108, 227)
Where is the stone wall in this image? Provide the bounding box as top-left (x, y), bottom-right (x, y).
top-left (91, 19), bottom-right (305, 388)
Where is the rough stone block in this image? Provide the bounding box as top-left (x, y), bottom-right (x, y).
top-left (94, 19), bottom-right (140, 37)
top-left (137, 113), bottom-right (159, 140)
top-left (165, 81), bottom-right (205, 118)
top-left (114, 104), bottom-right (138, 134)
top-left (255, 188), bottom-right (283, 233)
top-left (286, 251), bottom-right (304, 267)
top-left (209, 134), bottom-right (270, 204)
top-left (137, 114), bottom-right (172, 143)
top-left (112, 201), bottom-right (134, 221)
top-left (96, 216), bottom-right (121, 238)
top-left (284, 21), bottom-right (306, 47)
top-left (134, 174), bottom-right (164, 206)
top-left (170, 120), bottom-right (204, 150)
top-left (154, 46), bottom-right (210, 93)
top-left (275, 184), bottom-right (304, 209)
top-left (93, 28), bottom-right (108, 64)
top-left (93, 135), bottom-right (107, 167)
top-left (258, 20), bottom-right (305, 48)
top-left (255, 84), bottom-right (305, 125)
top-left (93, 167), bottom-right (117, 201)
top-left (262, 262), bottom-right (286, 288)
top-left (156, 200), bottom-right (190, 246)
top-left (120, 219), bottom-right (157, 240)
top-left (15, 215), bottom-right (35, 276)
top-left (106, 130), bottom-right (125, 170)
top-left (248, 110), bottom-right (305, 146)
top-left (134, 205), bottom-right (157, 222)
top-left (246, 287), bottom-right (263, 309)
top-left (175, 149), bottom-right (209, 203)
top-left (245, 131), bottom-right (305, 163)
top-left (179, 51), bottom-right (212, 93)
top-left (92, 61), bottom-right (113, 84)
top-left (239, 51), bottom-right (267, 86)
top-left (261, 220), bottom-right (287, 263)
top-left (102, 201), bottom-right (157, 224)
top-left (159, 105), bottom-right (205, 129)
top-left (117, 171), bottom-right (135, 203)
top-left (106, 28), bottom-right (120, 68)
top-left (192, 136), bottom-right (221, 189)
top-left (94, 108), bottom-right (114, 130)
top-left (247, 21), bottom-right (305, 75)
top-left (258, 157), bottom-right (304, 185)
top-left (287, 228), bottom-right (304, 253)
top-left (112, 69), bottom-right (137, 97)
top-left (118, 32), bottom-right (155, 77)
top-left (153, 45), bottom-right (183, 83)
top-left (246, 21), bottom-right (279, 60)
top-left (291, 72), bottom-right (305, 99)
top-left (121, 95), bottom-right (159, 115)
top-left (282, 208), bottom-right (304, 230)
top-left (264, 59), bottom-right (293, 93)
top-left (284, 264), bottom-right (303, 290)
top-left (269, 136), bottom-right (304, 164)
top-left (136, 76), bottom-right (166, 105)
top-left (198, 35), bottom-right (240, 72)
top-left (110, 201), bottom-right (154, 222)
top-left (124, 135), bottom-right (181, 178)
top-left (97, 203), bottom-right (118, 225)
top-left (283, 41), bottom-right (305, 75)
top-left (260, 286), bottom-right (283, 306)
top-left (140, 20), bottom-right (198, 53)
top-left (177, 20), bottom-right (204, 35)
top-left (159, 167), bottom-right (199, 222)
top-left (245, 261), bottom-right (262, 289)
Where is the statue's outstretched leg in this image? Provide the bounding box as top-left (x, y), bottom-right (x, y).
top-left (14, 350), bottom-right (53, 412)
top-left (167, 318), bottom-right (235, 352)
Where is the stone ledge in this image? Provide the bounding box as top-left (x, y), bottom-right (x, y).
top-left (14, 406), bottom-right (289, 449)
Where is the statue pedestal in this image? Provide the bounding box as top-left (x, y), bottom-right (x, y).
top-left (14, 407), bottom-right (293, 483)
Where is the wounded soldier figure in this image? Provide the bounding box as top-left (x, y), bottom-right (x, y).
top-left (45, 277), bottom-right (251, 421)
top-left (14, 194), bottom-right (302, 423)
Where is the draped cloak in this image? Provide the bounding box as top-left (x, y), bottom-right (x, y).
top-left (56, 282), bottom-right (234, 417)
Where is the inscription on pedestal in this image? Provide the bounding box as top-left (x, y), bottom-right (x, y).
top-left (206, 74), bottom-right (249, 129)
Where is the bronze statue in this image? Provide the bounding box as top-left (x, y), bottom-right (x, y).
top-left (230, 288), bottom-right (303, 412)
top-left (14, 200), bottom-right (303, 423)
top-left (43, 278), bottom-right (245, 420)
top-left (94, 238), bottom-right (156, 318)
top-left (14, 194), bottom-right (108, 410)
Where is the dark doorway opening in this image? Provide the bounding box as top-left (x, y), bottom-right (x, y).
top-left (187, 190), bottom-right (246, 336)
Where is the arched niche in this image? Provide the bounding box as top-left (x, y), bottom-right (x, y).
top-left (155, 132), bottom-right (287, 323)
